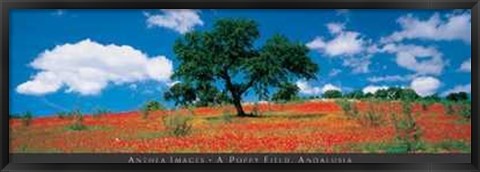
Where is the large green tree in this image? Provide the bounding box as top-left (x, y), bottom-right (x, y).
top-left (166, 19), bottom-right (318, 116)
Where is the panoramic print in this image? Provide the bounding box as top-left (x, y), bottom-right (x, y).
top-left (9, 9), bottom-right (471, 153)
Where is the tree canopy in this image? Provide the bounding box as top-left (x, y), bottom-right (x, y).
top-left (165, 18), bottom-right (318, 116)
top-left (323, 90), bottom-right (342, 99)
top-left (446, 92), bottom-right (469, 102)
top-left (271, 83), bottom-right (300, 102)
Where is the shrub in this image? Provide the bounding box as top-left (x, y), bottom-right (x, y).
top-left (145, 101), bottom-right (165, 112)
top-left (360, 101), bottom-right (383, 127)
top-left (402, 101), bottom-right (412, 115)
top-left (21, 111), bottom-right (33, 127)
top-left (67, 120), bottom-right (88, 131)
top-left (441, 101), bottom-right (455, 116)
top-left (385, 140), bottom-right (426, 154)
top-left (352, 102), bottom-right (359, 118)
top-left (9, 114), bottom-right (22, 119)
top-left (417, 100), bottom-right (435, 111)
top-left (391, 110), bottom-right (423, 153)
top-left (459, 102), bottom-right (471, 120)
top-left (221, 110), bottom-right (234, 123)
top-left (93, 108), bottom-right (110, 118)
top-left (336, 99), bottom-right (357, 118)
top-left (141, 101), bottom-right (166, 119)
top-left (162, 113), bottom-right (193, 137)
top-left (435, 140), bottom-right (470, 153)
top-left (364, 110), bottom-right (382, 127)
top-left (57, 111), bottom-right (67, 119)
top-left (252, 102), bottom-right (261, 116)
top-left (140, 105), bottom-right (150, 119)
top-left (66, 110), bottom-right (87, 131)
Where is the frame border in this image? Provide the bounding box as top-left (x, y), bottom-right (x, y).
top-left (1, 0), bottom-right (479, 171)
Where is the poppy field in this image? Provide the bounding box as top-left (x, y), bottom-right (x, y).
top-left (9, 99), bottom-right (471, 153)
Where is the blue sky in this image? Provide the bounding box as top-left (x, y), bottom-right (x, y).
top-left (9, 9), bottom-right (471, 116)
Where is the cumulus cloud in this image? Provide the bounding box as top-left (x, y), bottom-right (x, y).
top-left (307, 22), bottom-right (373, 73)
top-left (459, 58), bottom-right (471, 72)
top-left (365, 77), bottom-right (442, 97)
top-left (296, 80), bottom-right (322, 95)
top-left (296, 81), bottom-right (341, 95)
top-left (410, 76), bottom-right (441, 97)
top-left (379, 43), bottom-right (445, 75)
top-left (321, 84), bottom-right (342, 93)
top-left (145, 9), bottom-right (203, 34)
top-left (367, 74), bottom-right (415, 83)
top-left (341, 56), bottom-right (371, 73)
top-left (307, 31), bottom-right (366, 57)
top-left (381, 11), bottom-right (471, 44)
top-left (326, 22), bottom-right (345, 34)
top-left (442, 83), bottom-right (471, 96)
top-left (362, 85), bottom-right (388, 94)
top-left (16, 39), bottom-right (173, 96)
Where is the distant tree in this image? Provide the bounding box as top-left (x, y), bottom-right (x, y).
top-left (400, 88), bottom-right (420, 101)
top-left (21, 111), bottom-right (33, 127)
top-left (422, 94), bottom-right (441, 102)
top-left (345, 90), bottom-right (364, 99)
top-left (385, 87), bottom-right (402, 100)
top-left (272, 83), bottom-right (300, 102)
top-left (323, 90), bottom-right (342, 99)
top-left (145, 100), bottom-right (165, 111)
top-left (374, 89), bottom-right (388, 99)
top-left (364, 92), bottom-right (374, 99)
top-left (446, 92), bottom-right (469, 102)
top-left (167, 19), bottom-right (318, 116)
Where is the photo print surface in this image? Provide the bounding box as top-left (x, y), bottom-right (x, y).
top-left (9, 9), bottom-right (471, 154)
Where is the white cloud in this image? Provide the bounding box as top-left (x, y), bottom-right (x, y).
top-left (16, 39), bottom-right (173, 96)
top-left (362, 85), bottom-right (388, 94)
top-left (145, 9), bottom-right (203, 34)
top-left (410, 76), bottom-right (441, 97)
top-left (296, 80), bottom-right (322, 95)
top-left (326, 22), bottom-right (345, 34)
top-left (328, 69), bottom-right (342, 77)
top-left (381, 12), bottom-right (471, 44)
top-left (296, 81), bottom-right (341, 95)
top-left (367, 74), bottom-right (414, 83)
top-left (307, 32), bottom-right (366, 57)
top-left (459, 58), bottom-right (471, 72)
top-left (442, 83), bottom-right (471, 96)
top-left (307, 23), bottom-right (373, 73)
top-left (341, 56), bottom-right (371, 73)
top-left (321, 84), bottom-right (341, 93)
top-left (379, 43), bottom-right (445, 75)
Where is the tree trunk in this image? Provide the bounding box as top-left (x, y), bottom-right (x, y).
top-left (232, 94), bottom-right (247, 116)
top-left (222, 70), bottom-right (249, 117)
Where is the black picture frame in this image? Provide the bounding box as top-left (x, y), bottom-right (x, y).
top-left (1, 0), bottom-right (479, 171)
